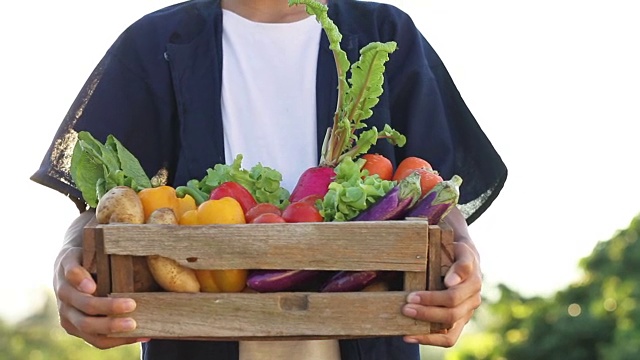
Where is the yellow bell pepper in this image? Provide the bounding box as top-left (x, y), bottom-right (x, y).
top-left (181, 197), bottom-right (248, 293)
top-left (176, 194), bottom-right (197, 220)
top-left (138, 185), bottom-right (181, 222)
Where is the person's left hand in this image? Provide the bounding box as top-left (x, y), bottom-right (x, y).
top-left (401, 240), bottom-right (482, 347)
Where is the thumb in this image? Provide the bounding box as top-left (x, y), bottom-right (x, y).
top-left (442, 242), bottom-right (476, 288)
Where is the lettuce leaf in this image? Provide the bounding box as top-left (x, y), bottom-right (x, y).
top-left (319, 157), bottom-right (396, 222)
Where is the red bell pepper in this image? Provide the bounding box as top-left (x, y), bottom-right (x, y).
top-left (209, 181), bottom-right (258, 215)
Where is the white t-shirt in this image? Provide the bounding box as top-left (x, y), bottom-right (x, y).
top-left (222, 9), bottom-right (320, 193)
top-left (221, 9), bottom-right (341, 360)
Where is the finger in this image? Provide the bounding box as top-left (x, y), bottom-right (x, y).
top-left (57, 251), bottom-right (138, 317)
top-left (56, 247), bottom-right (95, 295)
top-left (58, 293), bottom-right (148, 349)
top-left (59, 281), bottom-right (137, 317)
top-left (402, 294), bottom-right (478, 326)
top-left (443, 242), bottom-right (479, 288)
top-left (403, 287), bottom-right (481, 325)
top-left (403, 312), bottom-right (472, 347)
top-left (61, 310), bottom-right (147, 350)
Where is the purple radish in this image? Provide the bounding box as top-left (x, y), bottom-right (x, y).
top-left (246, 269), bottom-right (325, 293)
top-left (353, 171), bottom-right (422, 221)
top-left (320, 270), bottom-right (380, 292)
top-left (405, 175), bottom-right (462, 224)
top-left (289, 166), bottom-right (336, 203)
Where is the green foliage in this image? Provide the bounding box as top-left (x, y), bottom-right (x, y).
top-left (449, 213), bottom-right (640, 360)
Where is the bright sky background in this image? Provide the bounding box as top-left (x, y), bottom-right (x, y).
top-left (1, 0), bottom-right (639, 326)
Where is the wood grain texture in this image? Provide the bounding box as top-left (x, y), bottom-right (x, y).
top-left (108, 292), bottom-right (431, 339)
top-left (95, 221), bottom-right (430, 271)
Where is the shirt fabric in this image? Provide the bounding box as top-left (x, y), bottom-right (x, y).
top-left (31, 0), bottom-right (509, 359)
top-left (221, 9), bottom-right (321, 193)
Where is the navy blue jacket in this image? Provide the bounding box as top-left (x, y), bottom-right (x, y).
top-left (32, 1), bottom-right (507, 359)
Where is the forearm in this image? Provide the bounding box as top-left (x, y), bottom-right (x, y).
top-left (63, 209), bottom-right (95, 249)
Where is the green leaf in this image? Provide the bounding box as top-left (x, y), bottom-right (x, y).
top-left (110, 135), bottom-right (152, 191)
top-left (70, 142), bottom-right (102, 208)
top-left (345, 41), bottom-right (397, 124)
top-left (69, 131), bottom-right (152, 208)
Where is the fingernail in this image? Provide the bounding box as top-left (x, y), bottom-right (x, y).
top-left (445, 273), bottom-right (461, 287)
top-left (407, 294), bottom-right (420, 304)
top-left (404, 337), bottom-right (419, 343)
top-left (121, 299), bottom-right (136, 313)
top-left (403, 306), bottom-right (417, 317)
top-left (119, 318), bottom-right (137, 332)
top-left (78, 278), bottom-right (93, 293)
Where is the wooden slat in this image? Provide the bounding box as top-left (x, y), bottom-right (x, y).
top-left (428, 223), bottom-right (454, 334)
top-left (439, 223), bottom-right (455, 276)
top-left (108, 292), bottom-right (431, 339)
top-left (111, 255), bottom-right (135, 293)
top-left (82, 217), bottom-right (99, 274)
top-left (96, 221), bottom-right (430, 271)
top-left (403, 272), bottom-right (428, 292)
top-left (94, 228), bottom-right (111, 297)
top-left (426, 225), bottom-right (442, 292)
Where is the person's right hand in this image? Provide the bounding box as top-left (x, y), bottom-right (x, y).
top-left (54, 245), bottom-right (150, 349)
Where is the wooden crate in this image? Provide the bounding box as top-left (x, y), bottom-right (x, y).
top-left (82, 218), bottom-right (454, 340)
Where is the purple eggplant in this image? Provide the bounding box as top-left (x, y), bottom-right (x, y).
top-left (246, 269), bottom-right (326, 293)
top-left (353, 171), bottom-right (422, 221)
top-left (320, 271), bottom-right (401, 292)
top-left (404, 175), bottom-right (462, 224)
top-left (320, 270), bottom-right (380, 292)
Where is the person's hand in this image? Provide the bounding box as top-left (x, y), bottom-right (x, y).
top-left (401, 241), bottom-right (482, 347)
top-left (54, 245), bottom-right (150, 349)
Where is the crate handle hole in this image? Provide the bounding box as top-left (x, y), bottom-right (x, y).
top-left (186, 257), bottom-right (198, 263)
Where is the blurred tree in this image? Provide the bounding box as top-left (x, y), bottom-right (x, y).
top-left (449, 213), bottom-right (640, 360)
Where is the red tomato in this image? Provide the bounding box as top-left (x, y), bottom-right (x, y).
top-left (209, 182), bottom-right (258, 214)
top-left (392, 156), bottom-right (433, 181)
top-left (297, 194), bottom-right (323, 207)
top-left (361, 153), bottom-right (393, 181)
top-left (250, 213), bottom-right (287, 223)
top-left (395, 167), bottom-right (443, 197)
top-left (245, 203), bottom-right (282, 223)
top-left (282, 202), bottom-right (323, 223)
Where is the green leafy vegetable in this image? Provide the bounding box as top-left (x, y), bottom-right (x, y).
top-left (185, 154), bottom-right (290, 208)
top-left (290, 0), bottom-right (406, 167)
top-left (70, 131), bottom-right (152, 207)
top-left (319, 157), bottom-right (396, 222)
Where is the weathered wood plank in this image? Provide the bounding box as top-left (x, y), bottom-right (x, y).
top-left (94, 229), bottom-right (111, 297)
top-left (82, 217), bottom-right (99, 274)
top-left (109, 292), bottom-right (431, 339)
top-left (96, 221), bottom-right (430, 271)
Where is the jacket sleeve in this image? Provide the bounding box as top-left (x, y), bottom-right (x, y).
top-left (30, 25), bottom-right (179, 210)
top-left (380, 9), bottom-right (508, 224)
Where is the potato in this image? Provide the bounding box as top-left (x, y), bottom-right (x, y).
top-left (146, 208), bottom-right (200, 293)
top-left (95, 186), bottom-right (145, 224)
